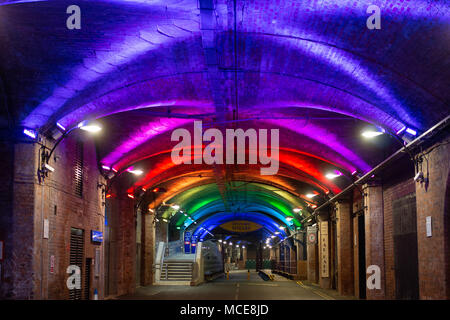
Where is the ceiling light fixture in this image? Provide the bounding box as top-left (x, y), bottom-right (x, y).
top-left (127, 168), bottom-right (143, 175)
top-left (77, 120), bottom-right (102, 133)
top-left (325, 171), bottom-right (342, 180)
top-left (23, 128), bottom-right (37, 139)
top-left (361, 128), bottom-right (384, 138)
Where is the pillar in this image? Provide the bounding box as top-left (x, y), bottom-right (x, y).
top-left (415, 141), bottom-right (450, 299)
top-left (363, 183), bottom-right (386, 299)
top-left (335, 200), bottom-right (354, 296)
top-left (141, 211), bottom-right (155, 286)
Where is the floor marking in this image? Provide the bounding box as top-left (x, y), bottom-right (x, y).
top-left (296, 281), bottom-right (310, 289)
top-left (296, 281), bottom-right (335, 300)
top-left (312, 290), bottom-right (335, 300)
top-left (235, 283), bottom-right (240, 300)
top-left (245, 283), bottom-right (279, 287)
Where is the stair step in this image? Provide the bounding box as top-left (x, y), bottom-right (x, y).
top-left (161, 261), bottom-right (193, 282)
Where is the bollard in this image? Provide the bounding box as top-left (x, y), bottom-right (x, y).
top-left (247, 269), bottom-right (250, 280)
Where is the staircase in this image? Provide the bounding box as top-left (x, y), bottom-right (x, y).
top-left (161, 261), bottom-right (193, 281)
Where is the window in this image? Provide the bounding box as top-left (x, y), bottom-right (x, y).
top-left (74, 139), bottom-right (84, 197)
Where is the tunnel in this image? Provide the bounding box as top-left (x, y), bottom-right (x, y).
top-left (0, 0), bottom-right (449, 304)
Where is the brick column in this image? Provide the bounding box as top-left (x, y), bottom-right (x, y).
top-left (363, 183), bottom-right (386, 299)
top-left (1, 142), bottom-right (39, 299)
top-left (336, 200), bottom-right (354, 296)
top-left (141, 212), bottom-right (154, 286)
top-left (415, 141), bottom-right (450, 299)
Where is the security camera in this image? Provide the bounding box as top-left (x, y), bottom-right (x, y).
top-left (414, 171), bottom-right (424, 183)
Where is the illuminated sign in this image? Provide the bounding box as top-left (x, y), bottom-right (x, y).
top-left (220, 221), bottom-right (263, 233)
top-left (184, 232), bottom-right (191, 254)
top-left (91, 230), bottom-right (103, 243)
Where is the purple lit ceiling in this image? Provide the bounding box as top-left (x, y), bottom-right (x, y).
top-left (0, 0), bottom-right (449, 218)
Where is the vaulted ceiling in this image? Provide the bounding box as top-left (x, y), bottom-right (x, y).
top-left (1, 0), bottom-right (449, 240)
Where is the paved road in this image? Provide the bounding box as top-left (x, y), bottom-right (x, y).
top-left (119, 270), bottom-right (351, 300)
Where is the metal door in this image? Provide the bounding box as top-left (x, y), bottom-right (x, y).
top-left (393, 195), bottom-right (419, 300)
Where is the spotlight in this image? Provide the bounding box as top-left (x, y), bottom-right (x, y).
top-left (414, 171), bottom-right (424, 183)
top-left (171, 204), bottom-right (180, 210)
top-left (293, 208), bottom-right (301, 213)
top-left (361, 128), bottom-right (384, 138)
top-left (43, 163), bottom-right (55, 172)
top-left (278, 226), bottom-right (285, 230)
top-left (127, 194), bottom-right (134, 199)
top-left (306, 193), bottom-right (316, 199)
top-left (274, 231), bottom-right (280, 235)
top-left (23, 128), bottom-right (37, 139)
top-left (127, 168), bottom-right (143, 175)
top-left (78, 120), bottom-right (102, 133)
top-left (325, 171), bottom-right (342, 179)
top-left (396, 126), bottom-right (406, 135)
top-left (101, 165), bottom-right (111, 171)
top-left (162, 218), bottom-right (168, 223)
top-left (56, 122), bottom-right (66, 131)
top-left (285, 216), bottom-right (293, 222)
top-left (406, 128), bottom-right (417, 136)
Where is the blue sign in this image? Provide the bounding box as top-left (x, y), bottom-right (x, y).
top-left (191, 237), bottom-right (197, 254)
top-left (184, 232), bottom-right (191, 254)
top-left (91, 230), bottom-right (103, 243)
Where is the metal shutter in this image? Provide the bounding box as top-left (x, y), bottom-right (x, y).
top-left (69, 228), bottom-right (84, 300)
top-left (74, 139), bottom-right (84, 198)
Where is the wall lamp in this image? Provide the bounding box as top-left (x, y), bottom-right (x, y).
top-left (361, 129), bottom-right (384, 138)
top-left (38, 120), bottom-right (102, 182)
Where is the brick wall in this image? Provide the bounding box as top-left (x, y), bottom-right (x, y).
top-left (363, 183), bottom-right (386, 299)
top-left (415, 139), bottom-right (450, 299)
top-left (0, 134), bottom-right (106, 300)
top-left (336, 201), bottom-right (354, 296)
top-left (106, 195), bottom-right (136, 296)
top-left (0, 140), bottom-right (17, 298)
top-left (382, 177), bottom-right (415, 300)
top-left (43, 134), bottom-right (105, 300)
